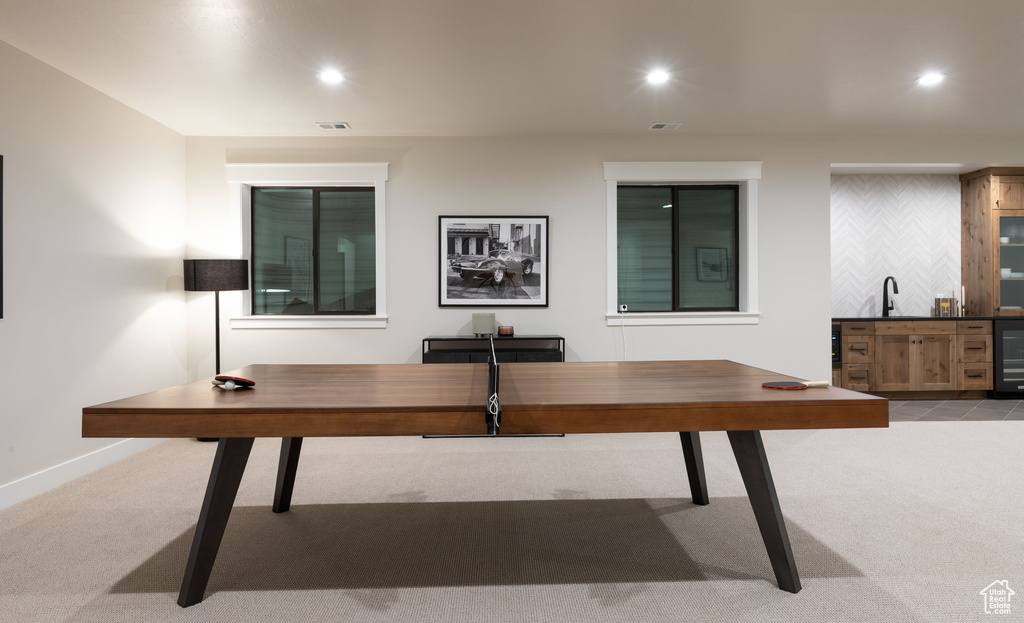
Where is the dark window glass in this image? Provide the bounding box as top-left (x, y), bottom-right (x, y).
top-left (618, 185), bottom-right (738, 312)
top-left (252, 187), bottom-right (375, 315)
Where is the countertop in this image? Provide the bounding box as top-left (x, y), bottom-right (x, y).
top-left (832, 316), bottom-right (998, 322)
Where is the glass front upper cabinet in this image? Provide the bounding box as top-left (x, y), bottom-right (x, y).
top-left (998, 214), bottom-right (1024, 310)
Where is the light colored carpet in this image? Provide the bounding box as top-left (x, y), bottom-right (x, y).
top-left (1, 422), bottom-right (1021, 622)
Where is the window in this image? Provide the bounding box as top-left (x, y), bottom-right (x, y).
top-left (618, 185), bottom-right (738, 312)
top-left (252, 187), bottom-right (376, 315)
top-left (226, 162), bottom-right (388, 329)
top-left (604, 162), bottom-right (760, 326)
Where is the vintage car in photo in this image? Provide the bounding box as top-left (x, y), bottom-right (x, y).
top-left (448, 248), bottom-right (535, 285)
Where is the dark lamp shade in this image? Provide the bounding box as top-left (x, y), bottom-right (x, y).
top-left (183, 259), bottom-right (249, 292)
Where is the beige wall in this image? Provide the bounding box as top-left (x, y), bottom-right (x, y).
top-left (0, 41), bottom-right (187, 504)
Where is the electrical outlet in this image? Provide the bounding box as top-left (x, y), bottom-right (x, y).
top-left (619, 304), bottom-right (628, 313)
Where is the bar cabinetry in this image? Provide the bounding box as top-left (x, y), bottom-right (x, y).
top-left (961, 167), bottom-right (1024, 316)
top-left (836, 319), bottom-right (993, 395)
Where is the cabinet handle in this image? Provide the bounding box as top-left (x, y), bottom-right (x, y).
top-left (967, 346), bottom-right (984, 350)
top-left (967, 325), bottom-right (985, 329)
top-left (849, 347), bottom-right (867, 352)
top-left (967, 373), bottom-right (985, 378)
top-left (850, 375), bottom-right (867, 380)
top-left (849, 327), bottom-right (866, 330)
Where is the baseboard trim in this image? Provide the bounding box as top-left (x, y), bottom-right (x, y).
top-left (0, 438), bottom-right (166, 511)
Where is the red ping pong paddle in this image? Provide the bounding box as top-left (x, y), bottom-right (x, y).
top-left (762, 380), bottom-right (830, 390)
top-left (212, 375), bottom-right (256, 390)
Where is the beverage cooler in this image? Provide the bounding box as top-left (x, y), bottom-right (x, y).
top-left (993, 319), bottom-right (1024, 396)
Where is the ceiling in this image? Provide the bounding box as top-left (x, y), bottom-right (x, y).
top-left (1, 0), bottom-right (1022, 139)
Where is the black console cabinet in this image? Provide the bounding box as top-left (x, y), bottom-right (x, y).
top-left (422, 335), bottom-right (565, 363)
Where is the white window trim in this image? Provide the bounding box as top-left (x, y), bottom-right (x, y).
top-left (225, 163), bottom-right (389, 329)
top-left (604, 161), bottom-right (761, 326)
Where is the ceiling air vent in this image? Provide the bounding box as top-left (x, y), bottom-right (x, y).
top-left (315, 122), bottom-right (351, 130)
top-left (648, 122), bottom-right (682, 131)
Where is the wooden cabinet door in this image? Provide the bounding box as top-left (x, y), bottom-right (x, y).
top-left (875, 335), bottom-right (913, 391)
top-left (917, 334), bottom-right (957, 391)
top-left (842, 336), bottom-right (873, 364)
top-left (993, 210), bottom-right (1024, 314)
top-left (875, 333), bottom-right (957, 391)
top-left (997, 177), bottom-right (1024, 210)
top-left (958, 334), bottom-right (993, 363)
top-left (842, 364), bottom-right (872, 392)
top-left (959, 363), bottom-right (994, 390)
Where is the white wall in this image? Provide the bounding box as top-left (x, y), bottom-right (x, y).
top-left (184, 136), bottom-right (1024, 388)
top-left (182, 137), bottom-right (822, 383)
top-left (0, 41), bottom-right (188, 506)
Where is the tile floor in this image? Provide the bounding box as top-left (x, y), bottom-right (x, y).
top-left (889, 399), bottom-right (1024, 421)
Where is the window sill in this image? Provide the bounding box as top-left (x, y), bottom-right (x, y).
top-left (231, 315), bottom-right (388, 329)
top-left (605, 311), bottom-right (761, 326)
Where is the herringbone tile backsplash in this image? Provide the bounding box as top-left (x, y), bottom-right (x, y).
top-left (831, 175), bottom-right (960, 318)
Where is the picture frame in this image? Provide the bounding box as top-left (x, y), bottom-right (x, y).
top-left (697, 247), bottom-right (728, 282)
top-left (439, 215), bottom-right (548, 307)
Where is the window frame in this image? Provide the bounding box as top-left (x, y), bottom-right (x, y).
top-left (227, 163), bottom-right (388, 329)
top-left (604, 162), bottom-right (761, 326)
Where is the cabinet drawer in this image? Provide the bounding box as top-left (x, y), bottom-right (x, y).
top-left (875, 321), bottom-right (955, 335)
top-left (958, 334), bottom-right (993, 363)
top-left (842, 364), bottom-right (872, 391)
top-left (958, 363), bottom-right (993, 390)
top-left (841, 321), bottom-right (874, 335)
top-left (957, 320), bottom-right (993, 335)
top-left (841, 336), bottom-right (874, 363)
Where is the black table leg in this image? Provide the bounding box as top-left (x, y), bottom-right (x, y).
top-left (727, 430), bottom-right (801, 593)
top-left (679, 431), bottom-right (709, 505)
top-left (273, 437), bottom-right (303, 513)
top-left (177, 437), bottom-right (255, 608)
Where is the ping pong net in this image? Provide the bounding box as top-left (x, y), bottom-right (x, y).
top-left (486, 334), bottom-right (501, 435)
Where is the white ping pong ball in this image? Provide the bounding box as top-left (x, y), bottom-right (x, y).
top-left (224, 380), bottom-right (236, 390)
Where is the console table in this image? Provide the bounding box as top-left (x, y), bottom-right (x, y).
top-left (422, 335), bottom-right (565, 363)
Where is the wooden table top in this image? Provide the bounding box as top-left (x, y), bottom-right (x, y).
top-left (82, 360), bottom-right (888, 438)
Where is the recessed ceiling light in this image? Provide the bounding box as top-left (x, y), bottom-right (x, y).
top-left (917, 71), bottom-right (945, 86)
top-left (646, 69), bottom-right (670, 85)
top-left (318, 69), bottom-right (345, 85)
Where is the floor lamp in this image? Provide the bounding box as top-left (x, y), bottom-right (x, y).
top-left (183, 259), bottom-right (249, 375)
top-left (184, 259), bottom-right (249, 442)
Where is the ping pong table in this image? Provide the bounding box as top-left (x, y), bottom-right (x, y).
top-left (82, 360), bottom-right (888, 607)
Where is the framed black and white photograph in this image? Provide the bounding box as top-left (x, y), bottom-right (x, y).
top-left (439, 216), bottom-right (548, 307)
top-left (697, 247), bottom-right (728, 282)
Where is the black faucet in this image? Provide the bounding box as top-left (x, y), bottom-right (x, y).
top-left (883, 276), bottom-right (899, 317)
